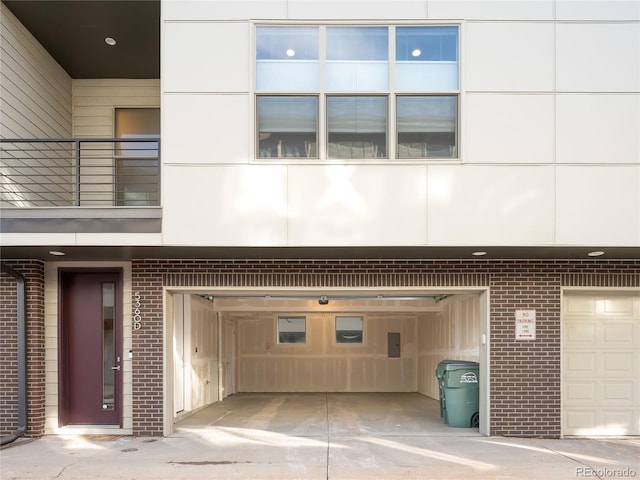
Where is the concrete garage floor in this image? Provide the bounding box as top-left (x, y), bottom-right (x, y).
top-left (2, 393), bottom-right (639, 480)
top-left (175, 393), bottom-right (480, 438)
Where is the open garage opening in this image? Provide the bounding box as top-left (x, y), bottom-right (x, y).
top-left (163, 288), bottom-right (490, 436)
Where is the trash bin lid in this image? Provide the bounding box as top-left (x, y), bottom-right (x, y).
top-left (436, 359), bottom-right (478, 377)
top-left (442, 360), bottom-right (478, 371)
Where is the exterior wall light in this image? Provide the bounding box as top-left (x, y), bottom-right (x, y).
top-left (105, 37), bottom-right (117, 46)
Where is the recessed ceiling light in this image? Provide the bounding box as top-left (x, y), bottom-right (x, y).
top-left (285, 48), bottom-right (295, 57)
top-left (472, 251), bottom-right (487, 256)
top-left (411, 48), bottom-right (421, 57)
top-left (105, 37), bottom-right (117, 46)
top-left (49, 250), bottom-right (66, 256)
top-left (587, 251), bottom-right (605, 257)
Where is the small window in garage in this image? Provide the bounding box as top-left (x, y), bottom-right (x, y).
top-left (278, 316), bottom-right (306, 344)
top-left (336, 316), bottom-right (363, 344)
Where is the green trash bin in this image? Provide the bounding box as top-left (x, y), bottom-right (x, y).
top-left (441, 361), bottom-right (479, 428)
top-left (436, 360), bottom-right (478, 421)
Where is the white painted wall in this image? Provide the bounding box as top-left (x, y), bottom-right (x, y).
top-left (160, 0), bottom-right (640, 249)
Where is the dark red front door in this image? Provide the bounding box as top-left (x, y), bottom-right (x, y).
top-left (60, 271), bottom-right (122, 426)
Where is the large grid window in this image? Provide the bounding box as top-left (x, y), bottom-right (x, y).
top-left (255, 24), bottom-right (459, 160)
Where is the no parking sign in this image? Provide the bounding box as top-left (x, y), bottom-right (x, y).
top-left (515, 309), bottom-right (536, 340)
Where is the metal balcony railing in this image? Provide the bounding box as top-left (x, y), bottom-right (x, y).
top-left (0, 138), bottom-right (160, 207)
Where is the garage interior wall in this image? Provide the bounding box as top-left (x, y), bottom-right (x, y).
top-left (173, 294), bottom-right (218, 415)
top-left (418, 294), bottom-right (480, 399)
top-left (233, 311), bottom-right (418, 392)
top-left (197, 295), bottom-right (480, 396)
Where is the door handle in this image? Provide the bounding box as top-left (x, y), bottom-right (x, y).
top-left (111, 366), bottom-right (121, 371)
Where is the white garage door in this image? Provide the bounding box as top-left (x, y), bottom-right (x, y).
top-left (563, 292), bottom-right (640, 436)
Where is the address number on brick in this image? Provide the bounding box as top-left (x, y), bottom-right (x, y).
top-left (133, 292), bottom-right (142, 330)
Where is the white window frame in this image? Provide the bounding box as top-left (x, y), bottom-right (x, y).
top-left (253, 22), bottom-right (461, 164)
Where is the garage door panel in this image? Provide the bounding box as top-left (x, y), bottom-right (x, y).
top-left (565, 352), bottom-right (596, 375)
top-left (565, 410), bottom-right (597, 431)
top-left (564, 381), bottom-right (596, 403)
top-left (564, 322), bottom-right (597, 345)
top-left (601, 297), bottom-right (636, 316)
top-left (603, 352), bottom-right (634, 375)
top-left (601, 410), bottom-right (636, 436)
top-left (602, 381), bottom-right (636, 404)
top-left (564, 296), bottom-right (596, 315)
top-left (565, 409), bottom-right (638, 436)
top-left (563, 293), bottom-right (640, 436)
top-left (602, 322), bottom-right (635, 346)
top-left (565, 380), bottom-right (637, 405)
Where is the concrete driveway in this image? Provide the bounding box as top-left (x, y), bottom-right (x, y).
top-left (2, 393), bottom-right (639, 479)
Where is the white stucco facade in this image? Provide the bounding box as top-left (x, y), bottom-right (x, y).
top-left (159, 0), bottom-right (640, 249)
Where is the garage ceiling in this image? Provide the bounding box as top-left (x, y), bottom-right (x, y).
top-left (3, 0), bottom-right (159, 79)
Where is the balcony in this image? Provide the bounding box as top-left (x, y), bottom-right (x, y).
top-left (0, 138), bottom-right (162, 234)
top-left (1, 138), bottom-right (160, 207)
top-left (1, 2), bottom-right (162, 239)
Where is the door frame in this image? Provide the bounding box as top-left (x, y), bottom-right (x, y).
top-left (58, 268), bottom-right (124, 427)
top-left (224, 319), bottom-right (236, 398)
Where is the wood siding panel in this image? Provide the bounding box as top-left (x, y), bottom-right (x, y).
top-left (72, 79), bottom-right (160, 138)
top-left (417, 295), bottom-right (481, 400)
top-left (235, 312), bottom-right (418, 393)
top-left (0, 4), bottom-right (71, 138)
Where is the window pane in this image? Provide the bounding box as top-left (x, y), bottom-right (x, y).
top-left (116, 158), bottom-right (160, 205)
top-left (327, 96), bottom-right (387, 158)
top-left (336, 316), bottom-right (363, 344)
top-left (278, 316), bottom-right (306, 344)
top-left (115, 108), bottom-right (160, 206)
top-left (397, 96), bottom-right (457, 158)
top-left (326, 27), bottom-right (388, 91)
top-left (102, 283), bottom-right (115, 410)
top-left (396, 26), bottom-right (459, 90)
top-left (257, 96), bottom-right (318, 158)
top-left (257, 27), bottom-right (319, 90)
top-left (115, 108), bottom-right (160, 156)
top-left (396, 26), bottom-right (458, 61)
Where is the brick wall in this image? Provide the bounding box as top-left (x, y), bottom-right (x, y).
top-left (0, 261), bottom-right (45, 437)
top-left (2, 259), bottom-right (637, 438)
top-left (131, 259), bottom-right (639, 438)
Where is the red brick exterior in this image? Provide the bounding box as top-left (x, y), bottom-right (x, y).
top-left (2, 258), bottom-right (638, 439)
top-left (0, 261), bottom-right (45, 437)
